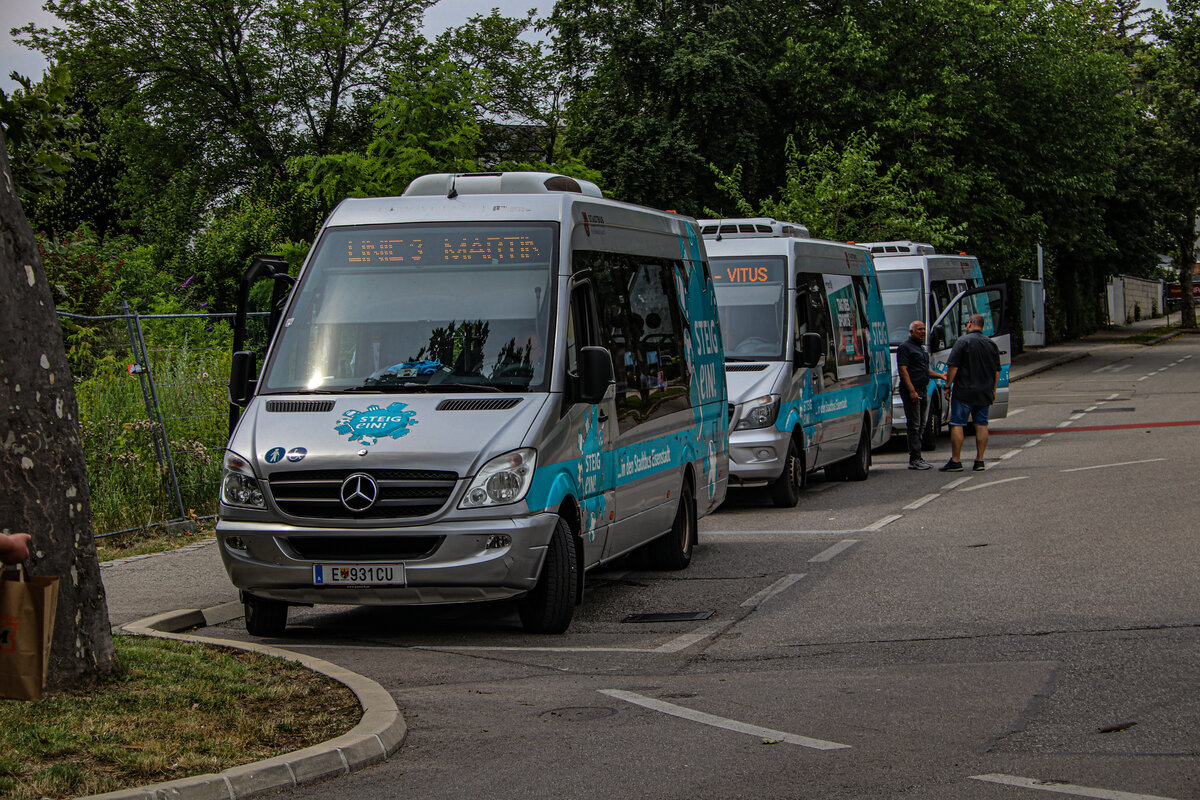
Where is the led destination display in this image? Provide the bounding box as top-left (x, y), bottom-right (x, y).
top-left (335, 227), bottom-right (552, 267)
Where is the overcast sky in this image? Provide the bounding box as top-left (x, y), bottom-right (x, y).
top-left (1, 0), bottom-right (546, 92)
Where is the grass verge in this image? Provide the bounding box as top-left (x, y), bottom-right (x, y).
top-left (0, 635), bottom-right (359, 800)
top-left (1117, 325), bottom-right (1181, 344)
top-left (94, 519), bottom-right (217, 562)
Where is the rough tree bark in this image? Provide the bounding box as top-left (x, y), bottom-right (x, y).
top-left (0, 132), bottom-right (118, 688)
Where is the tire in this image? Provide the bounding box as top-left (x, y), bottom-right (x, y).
top-left (921, 399), bottom-right (940, 452)
top-left (839, 420), bottom-right (872, 482)
top-left (770, 439), bottom-right (805, 508)
top-left (648, 482), bottom-right (695, 570)
top-left (244, 594), bottom-right (287, 637)
top-left (518, 517), bottom-right (578, 633)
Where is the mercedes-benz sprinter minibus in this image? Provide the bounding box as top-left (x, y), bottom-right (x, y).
top-left (700, 219), bottom-right (891, 507)
top-left (219, 172), bottom-right (729, 635)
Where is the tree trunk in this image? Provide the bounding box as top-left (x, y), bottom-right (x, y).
top-left (0, 133), bottom-right (118, 689)
top-left (1179, 215), bottom-right (1197, 329)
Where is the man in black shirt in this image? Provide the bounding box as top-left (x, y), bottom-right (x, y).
top-left (896, 320), bottom-right (946, 469)
top-left (939, 313), bottom-right (1002, 472)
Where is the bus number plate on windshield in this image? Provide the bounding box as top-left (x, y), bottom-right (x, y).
top-left (313, 564), bottom-right (405, 586)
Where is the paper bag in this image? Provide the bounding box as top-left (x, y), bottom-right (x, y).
top-left (0, 566), bottom-right (60, 701)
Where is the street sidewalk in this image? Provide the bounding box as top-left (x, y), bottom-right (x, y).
top-left (87, 314), bottom-right (1180, 800)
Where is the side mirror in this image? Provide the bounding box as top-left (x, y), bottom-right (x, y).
top-left (796, 332), bottom-right (824, 369)
top-left (229, 351), bottom-right (257, 407)
top-left (930, 324), bottom-right (946, 352)
top-left (578, 346), bottom-right (614, 404)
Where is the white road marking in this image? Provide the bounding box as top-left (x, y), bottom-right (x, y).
top-left (1062, 458), bottom-right (1166, 473)
top-left (740, 574), bottom-right (806, 608)
top-left (1008, 407), bottom-right (1026, 416)
top-left (1023, 438), bottom-right (1043, 447)
top-left (941, 476), bottom-right (973, 490)
top-left (1107, 393), bottom-right (1120, 399)
top-left (1137, 376), bottom-right (1149, 381)
top-left (600, 689), bottom-right (851, 751)
top-left (861, 514), bottom-right (902, 531)
top-left (1000, 449), bottom-right (1021, 460)
top-left (1069, 414), bottom-right (1085, 420)
top-left (651, 620), bottom-right (732, 653)
top-left (1092, 363), bottom-right (1131, 373)
top-left (903, 493), bottom-right (940, 510)
top-left (969, 773), bottom-right (1178, 799)
top-left (809, 540), bottom-right (859, 563)
top-left (959, 476), bottom-right (1028, 492)
top-left (1085, 406), bottom-right (1098, 412)
top-left (1057, 420), bottom-right (1075, 427)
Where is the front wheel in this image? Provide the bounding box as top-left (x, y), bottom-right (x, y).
top-left (244, 594), bottom-right (287, 637)
top-left (518, 517), bottom-right (578, 634)
top-left (770, 439), bottom-right (805, 508)
top-left (921, 399), bottom-right (940, 451)
top-left (648, 483), bottom-right (695, 570)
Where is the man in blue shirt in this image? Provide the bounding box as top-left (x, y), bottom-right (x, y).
top-left (939, 314), bottom-right (1002, 472)
top-left (896, 320), bottom-right (946, 469)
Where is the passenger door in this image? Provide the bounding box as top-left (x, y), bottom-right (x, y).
top-left (929, 284), bottom-right (1011, 419)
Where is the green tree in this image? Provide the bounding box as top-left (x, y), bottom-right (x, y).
top-left (0, 65), bottom-right (93, 205)
top-left (1147, 0), bottom-right (1200, 328)
top-left (710, 132), bottom-right (964, 248)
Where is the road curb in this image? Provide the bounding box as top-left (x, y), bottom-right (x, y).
top-left (1009, 350), bottom-right (1089, 382)
top-left (82, 608), bottom-right (406, 800)
top-left (1145, 330), bottom-right (1186, 346)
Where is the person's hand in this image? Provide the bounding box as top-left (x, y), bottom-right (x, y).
top-left (0, 533), bottom-right (32, 565)
top-left (910, 390), bottom-right (919, 401)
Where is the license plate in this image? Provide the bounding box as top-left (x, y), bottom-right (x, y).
top-left (313, 563), bottom-right (405, 586)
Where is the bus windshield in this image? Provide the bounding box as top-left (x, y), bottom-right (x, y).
top-left (260, 223), bottom-right (558, 393)
top-left (877, 269), bottom-right (924, 346)
top-left (711, 257), bottom-right (787, 361)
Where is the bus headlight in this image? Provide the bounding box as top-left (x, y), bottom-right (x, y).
top-left (460, 449), bottom-right (537, 508)
top-left (221, 450), bottom-right (265, 509)
top-left (735, 395), bottom-right (781, 431)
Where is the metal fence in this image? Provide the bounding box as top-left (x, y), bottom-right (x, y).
top-left (57, 303), bottom-right (259, 538)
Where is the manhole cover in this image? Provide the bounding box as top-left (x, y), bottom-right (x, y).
top-left (623, 611), bottom-right (714, 623)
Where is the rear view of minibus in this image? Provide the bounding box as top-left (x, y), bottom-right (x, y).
top-left (219, 172), bottom-right (728, 636)
top-left (701, 219), bottom-right (891, 507)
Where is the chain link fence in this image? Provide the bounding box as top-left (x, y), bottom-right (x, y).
top-left (59, 304), bottom-right (265, 538)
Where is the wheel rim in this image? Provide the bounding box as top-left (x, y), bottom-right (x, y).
top-left (791, 451), bottom-right (802, 494)
top-left (680, 493), bottom-right (693, 555)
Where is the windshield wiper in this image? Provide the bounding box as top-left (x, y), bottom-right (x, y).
top-left (344, 382), bottom-right (504, 393)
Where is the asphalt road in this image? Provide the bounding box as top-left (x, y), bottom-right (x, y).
top-left (199, 336), bottom-right (1200, 800)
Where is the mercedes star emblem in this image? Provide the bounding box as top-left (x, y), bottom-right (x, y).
top-left (339, 473), bottom-right (379, 512)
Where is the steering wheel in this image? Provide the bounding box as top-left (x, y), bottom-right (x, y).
top-left (734, 336), bottom-right (772, 354)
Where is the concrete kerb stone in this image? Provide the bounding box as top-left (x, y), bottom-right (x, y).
top-left (82, 610), bottom-right (407, 800)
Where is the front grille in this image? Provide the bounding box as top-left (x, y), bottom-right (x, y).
top-left (286, 535), bottom-right (443, 561)
top-left (726, 364), bottom-right (769, 372)
top-left (269, 468), bottom-right (458, 520)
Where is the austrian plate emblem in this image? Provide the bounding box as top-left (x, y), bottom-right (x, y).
top-left (335, 402), bottom-right (419, 446)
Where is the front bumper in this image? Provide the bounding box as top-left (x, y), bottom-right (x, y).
top-left (216, 513), bottom-right (560, 606)
top-left (727, 425), bottom-right (791, 486)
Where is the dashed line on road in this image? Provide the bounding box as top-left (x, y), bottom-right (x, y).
top-left (599, 689), bottom-right (851, 751)
top-left (1023, 438), bottom-right (1043, 447)
top-left (903, 493), bottom-right (940, 510)
top-left (958, 476), bottom-right (1028, 492)
top-left (703, 530), bottom-right (861, 537)
top-left (808, 540), bottom-right (859, 563)
top-left (969, 773), bottom-right (1178, 799)
top-left (740, 574), bottom-right (806, 608)
top-left (1000, 449), bottom-right (1021, 460)
top-left (861, 514), bottom-right (902, 531)
top-left (941, 476), bottom-right (973, 490)
top-left (1061, 458), bottom-right (1166, 473)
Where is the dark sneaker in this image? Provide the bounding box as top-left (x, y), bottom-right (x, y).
top-left (973, 460), bottom-right (987, 471)
top-left (909, 459), bottom-right (932, 470)
top-left (938, 460), bottom-right (963, 472)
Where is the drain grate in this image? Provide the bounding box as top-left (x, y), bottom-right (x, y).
top-left (623, 611), bottom-right (714, 623)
